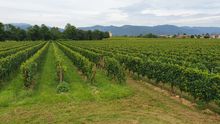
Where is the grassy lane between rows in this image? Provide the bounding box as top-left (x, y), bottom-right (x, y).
top-left (55, 42), bottom-right (94, 102)
top-left (27, 43), bottom-right (58, 104)
top-left (0, 72), bottom-right (24, 107)
top-left (0, 44), bottom-right (48, 107)
top-left (55, 43), bottom-right (132, 102)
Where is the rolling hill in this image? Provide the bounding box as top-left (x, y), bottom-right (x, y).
top-left (10, 23), bottom-right (220, 36)
top-left (80, 25), bottom-right (220, 36)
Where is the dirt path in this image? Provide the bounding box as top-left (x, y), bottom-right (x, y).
top-left (127, 78), bottom-right (194, 108)
top-left (123, 78), bottom-right (220, 124)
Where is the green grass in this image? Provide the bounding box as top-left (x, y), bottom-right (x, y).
top-left (0, 43), bottom-right (219, 124)
top-left (0, 79), bottom-right (219, 124)
top-left (54, 43), bottom-right (132, 102)
top-left (0, 43), bottom-right (132, 106)
top-left (93, 70), bottom-right (133, 100)
top-left (0, 64), bottom-right (37, 107)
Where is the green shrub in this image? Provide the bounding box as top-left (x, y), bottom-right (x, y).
top-left (57, 81), bottom-right (70, 93)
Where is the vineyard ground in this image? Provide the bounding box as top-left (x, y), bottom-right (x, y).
top-left (0, 43), bottom-right (219, 124)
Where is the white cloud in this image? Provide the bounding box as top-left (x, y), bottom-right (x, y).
top-left (141, 9), bottom-right (204, 17)
top-left (170, 15), bottom-right (220, 25)
top-left (99, 9), bottom-right (128, 23)
top-left (0, 0), bottom-right (220, 27)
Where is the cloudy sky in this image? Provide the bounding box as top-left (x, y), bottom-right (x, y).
top-left (0, 0), bottom-right (220, 28)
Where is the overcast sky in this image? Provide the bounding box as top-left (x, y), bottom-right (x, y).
top-left (0, 0), bottom-right (220, 28)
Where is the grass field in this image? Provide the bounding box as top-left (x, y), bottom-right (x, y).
top-left (0, 38), bottom-right (220, 124)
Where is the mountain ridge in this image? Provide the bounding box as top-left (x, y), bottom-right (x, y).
top-left (9, 23), bottom-right (220, 36)
top-left (80, 25), bottom-right (220, 36)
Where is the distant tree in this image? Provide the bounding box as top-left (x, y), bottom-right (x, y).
top-left (197, 35), bottom-right (201, 39)
top-left (190, 35), bottom-right (195, 39)
top-left (40, 24), bottom-right (51, 40)
top-left (103, 32), bottom-right (110, 38)
top-left (137, 34), bottom-right (142, 38)
top-left (0, 22), bottom-right (4, 41)
top-left (0, 22), bottom-right (109, 41)
top-left (2, 24), bottom-right (27, 41)
top-left (204, 33), bottom-right (210, 39)
top-left (87, 30), bottom-right (93, 40)
top-left (4, 24), bottom-right (17, 40)
top-left (140, 33), bottom-right (158, 38)
top-left (50, 27), bottom-right (62, 40)
top-left (76, 29), bottom-right (86, 40)
top-left (63, 23), bottom-right (77, 40)
top-left (172, 34), bottom-right (177, 38)
top-left (27, 25), bottom-right (42, 41)
top-left (92, 30), bottom-right (103, 40)
top-left (16, 28), bottom-right (27, 41)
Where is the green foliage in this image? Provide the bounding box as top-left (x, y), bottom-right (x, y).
top-left (0, 22), bottom-right (4, 41)
top-left (57, 81), bottom-right (70, 93)
top-left (63, 24), bottom-right (109, 40)
top-left (40, 24), bottom-right (51, 41)
top-left (0, 42), bottom-right (40, 58)
top-left (0, 42), bottom-right (45, 81)
top-left (63, 23), bottom-right (77, 40)
top-left (21, 43), bottom-right (49, 88)
top-left (1, 39), bottom-right (220, 123)
top-left (50, 27), bottom-right (62, 40)
top-left (122, 57), bottom-right (220, 103)
top-left (103, 56), bottom-right (126, 83)
top-left (0, 38), bottom-right (219, 107)
top-left (57, 43), bottom-right (96, 82)
top-left (0, 22), bottom-right (110, 41)
top-left (61, 42), bottom-right (101, 64)
top-left (138, 33), bottom-right (159, 38)
top-left (27, 25), bottom-right (42, 41)
top-left (3, 24), bottom-right (27, 41)
top-left (65, 39), bottom-right (220, 104)
top-left (115, 54), bottom-right (143, 76)
top-left (58, 42), bottom-right (126, 83)
top-left (52, 43), bottom-right (67, 83)
top-left (210, 75), bottom-right (220, 100)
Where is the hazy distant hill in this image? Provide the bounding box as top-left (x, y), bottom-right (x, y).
top-left (80, 25), bottom-right (220, 36)
top-left (10, 23), bottom-right (220, 36)
top-left (10, 23), bottom-right (32, 30)
top-left (10, 23), bottom-right (64, 32)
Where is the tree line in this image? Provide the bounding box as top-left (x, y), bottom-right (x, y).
top-left (137, 33), bottom-right (159, 38)
top-left (0, 22), bottom-right (110, 41)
